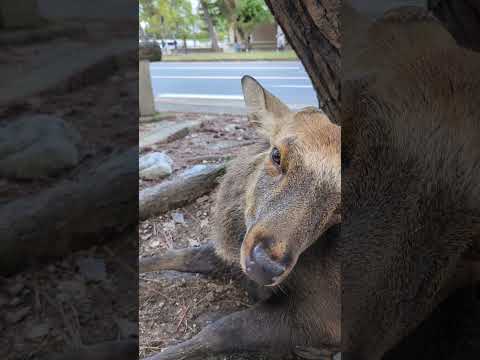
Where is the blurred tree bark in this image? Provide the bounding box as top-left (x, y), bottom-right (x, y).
top-left (264, 0), bottom-right (341, 124)
top-left (428, 0), bottom-right (480, 51)
top-left (200, 0), bottom-right (221, 52)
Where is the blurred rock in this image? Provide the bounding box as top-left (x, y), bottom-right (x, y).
top-left (139, 152), bottom-right (173, 180)
top-left (0, 115), bottom-right (82, 179)
top-left (0, 293), bottom-right (8, 307)
top-left (76, 257), bottom-right (107, 282)
top-left (171, 211), bottom-right (185, 225)
top-left (24, 322), bottom-right (50, 340)
top-left (6, 306), bottom-right (30, 324)
top-left (7, 282), bottom-right (24, 296)
top-left (57, 279), bottom-right (87, 300)
top-left (114, 317), bottom-right (138, 338)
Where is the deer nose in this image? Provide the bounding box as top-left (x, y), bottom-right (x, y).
top-left (245, 242), bottom-right (287, 286)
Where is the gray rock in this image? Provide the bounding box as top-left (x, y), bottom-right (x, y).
top-left (7, 282), bottom-right (24, 296)
top-left (0, 293), bottom-right (8, 307)
top-left (139, 152), bottom-right (173, 180)
top-left (76, 257), bottom-right (107, 282)
top-left (9, 297), bottom-right (22, 306)
top-left (0, 115), bottom-right (82, 179)
top-left (5, 306), bottom-right (30, 324)
top-left (224, 124), bottom-right (238, 132)
top-left (57, 279), bottom-right (87, 300)
top-left (24, 322), bottom-right (50, 340)
top-left (114, 317), bottom-right (138, 338)
top-left (171, 211), bottom-right (185, 225)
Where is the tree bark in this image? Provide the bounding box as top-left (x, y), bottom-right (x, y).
top-left (0, 149), bottom-right (138, 276)
top-left (200, 0), bottom-right (221, 52)
top-left (428, 0), bottom-right (480, 51)
top-left (264, 0), bottom-right (340, 124)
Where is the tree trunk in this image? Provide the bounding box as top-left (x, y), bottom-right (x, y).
top-left (264, 0), bottom-right (340, 124)
top-left (200, 0), bottom-right (221, 52)
top-left (428, 0), bottom-right (480, 51)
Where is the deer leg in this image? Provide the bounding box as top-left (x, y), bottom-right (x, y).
top-left (140, 243), bottom-right (274, 301)
top-left (141, 303), bottom-right (338, 360)
top-left (140, 243), bottom-right (228, 275)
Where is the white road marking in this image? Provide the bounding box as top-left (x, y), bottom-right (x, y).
top-left (156, 93), bottom-right (244, 100)
top-left (272, 85), bottom-right (313, 88)
top-left (151, 75), bottom-right (310, 80)
top-left (150, 66), bottom-right (301, 70)
top-left (155, 94), bottom-right (313, 109)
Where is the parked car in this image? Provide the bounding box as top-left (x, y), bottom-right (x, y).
top-left (139, 37), bottom-right (162, 62)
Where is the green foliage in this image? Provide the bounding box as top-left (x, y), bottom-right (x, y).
top-left (235, 0), bottom-right (273, 40)
top-left (139, 0), bottom-right (273, 44)
top-left (197, 0), bottom-right (229, 40)
top-left (139, 0), bottom-right (195, 40)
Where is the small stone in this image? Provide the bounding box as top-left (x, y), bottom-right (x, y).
top-left (0, 293), bottom-right (9, 307)
top-left (205, 292), bottom-right (215, 302)
top-left (6, 306), bottom-right (30, 324)
top-left (76, 257), bottom-right (107, 282)
top-left (114, 317), bottom-right (137, 338)
top-left (110, 75), bottom-right (122, 83)
top-left (57, 280), bottom-right (87, 299)
top-left (7, 282), bottom-right (24, 296)
top-left (0, 114), bottom-right (83, 180)
top-left (9, 297), bottom-right (22, 306)
top-left (196, 196), bottom-right (209, 204)
top-left (139, 152), bottom-right (173, 180)
top-left (171, 212), bottom-right (185, 225)
top-left (224, 124), bottom-right (238, 132)
top-left (25, 322), bottom-right (50, 340)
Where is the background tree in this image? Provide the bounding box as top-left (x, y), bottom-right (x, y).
top-left (139, 0), bottom-right (194, 44)
top-left (235, 0), bottom-right (273, 49)
top-left (198, 0), bottom-right (223, 51)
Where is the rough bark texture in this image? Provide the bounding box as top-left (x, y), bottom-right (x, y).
top-left (0, 149), bottom-right (138, 275)
top-left (264, 0), bottom-right (341, 124)
top-left (428, 0), bottom-right (480, 51)
top-left (139, 163), bottom-right (225, 220)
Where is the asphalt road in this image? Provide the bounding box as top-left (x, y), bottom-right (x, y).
top-left (150, 61), bottom-right (318, 114)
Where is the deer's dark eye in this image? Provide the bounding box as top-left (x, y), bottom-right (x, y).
top-left (271, 147), bottom-right (281, 166)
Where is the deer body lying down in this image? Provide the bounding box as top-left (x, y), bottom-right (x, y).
top-left (141, 76), bottom-right (341, 360)
top-left (341, 5), bottom-right (480, 360)
top-left (141, 7), bottom-right (480, 360)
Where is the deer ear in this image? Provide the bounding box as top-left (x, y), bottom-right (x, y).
top-left (241, 76), bottom-right (290, 135)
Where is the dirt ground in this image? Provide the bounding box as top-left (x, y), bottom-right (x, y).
top-left (139, 113), bottom-right (281, 359)
top-left (1, 47), bottom-right (138, 359)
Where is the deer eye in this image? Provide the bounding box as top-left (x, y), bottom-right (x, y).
top-left (271, 147), bottom-right (281, 166)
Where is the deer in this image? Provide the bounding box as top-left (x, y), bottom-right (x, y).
top-left (341, 4), bottom-right (480, 359)
top-left (140, 75), bottom-right (342, 360)
top-left (140, 5), bottom-right (480, 360)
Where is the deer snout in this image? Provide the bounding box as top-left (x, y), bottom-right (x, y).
top-left (242, 234), bottom-right (292, 286)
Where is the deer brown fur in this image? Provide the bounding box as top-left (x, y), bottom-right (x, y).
top-left (140, 5), bottom-right (480, 360)
top-left (341, 5), bottom-right (480, 359)
top-left (141, 77), bottom-right (342, 360)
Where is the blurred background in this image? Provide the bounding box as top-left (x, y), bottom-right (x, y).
top-left (139, 0), bottom-right (319, 114)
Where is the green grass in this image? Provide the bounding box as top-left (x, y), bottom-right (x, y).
top-left (163, 50), bottom-right (298, 62)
